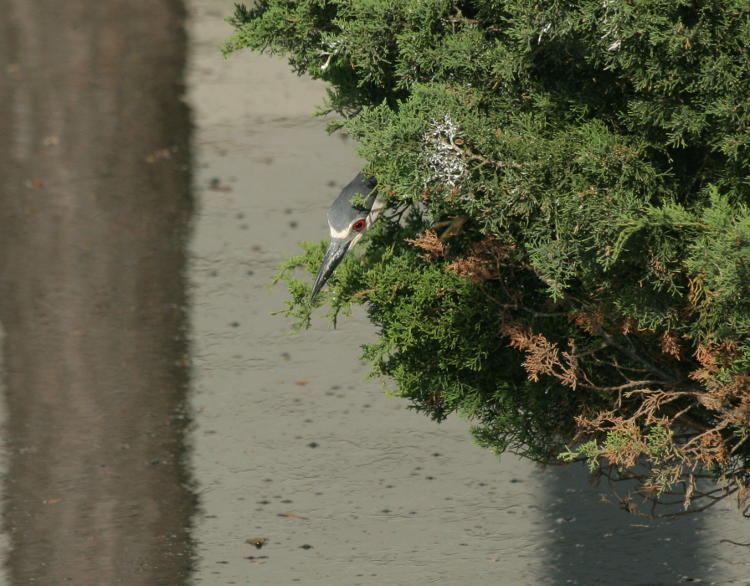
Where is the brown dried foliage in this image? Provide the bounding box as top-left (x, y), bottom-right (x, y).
top-left (404, 230), bottom-right (447, 261)
top-left (689, 341), bottom-right (749, 426)
top-left (501, 321), bottom-right (579, 389)
top-left (572, 348), bottom-right (748, 516)
top-left (445, 236), bottom-right (514, 284)
top-left (660, 330), bottom-right (682, 359)
top-left (569, 307), bottom-right (606, 334)
top-left (406, 232), bottom-right (516, 284)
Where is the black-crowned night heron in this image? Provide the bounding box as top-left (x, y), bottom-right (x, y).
top-left (310, 173), bottom-right (382, 302)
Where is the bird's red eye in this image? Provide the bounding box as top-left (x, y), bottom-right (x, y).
top-left (352, 219), bottom-right (367, 232)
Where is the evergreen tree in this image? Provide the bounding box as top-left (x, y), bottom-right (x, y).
top-left (225, 0), bottom-right (750, 516)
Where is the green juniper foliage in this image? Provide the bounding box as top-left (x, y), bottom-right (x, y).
top-left (227, 1), bottom-right (750, 515)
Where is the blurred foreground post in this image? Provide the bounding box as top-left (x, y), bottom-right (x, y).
top-left (0, 1), bottom-right (195, 582)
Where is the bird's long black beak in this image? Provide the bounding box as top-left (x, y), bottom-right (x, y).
top-left (310, 239), bottom-right (351, 302)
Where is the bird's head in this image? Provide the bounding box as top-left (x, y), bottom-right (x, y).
top-left (310, 173), bottom-right (382, 302)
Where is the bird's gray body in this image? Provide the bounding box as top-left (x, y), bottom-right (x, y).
top-left (310, 173), bottom-right (382, 302)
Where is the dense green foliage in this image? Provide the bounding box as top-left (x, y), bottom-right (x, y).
top-left (227, 1), bottom-right (750, 515)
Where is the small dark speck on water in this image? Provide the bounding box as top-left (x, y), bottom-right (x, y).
top-left (307, 442), bottom-right (319, 449)
top-left (230, 322), bottom-right (239, 328)
top-left (147, 458), bottom-right (169, 466)
top-left (236, 213), bottom-right (244, 219)
top-left (289, 221), bottom-right (298, 228)
top-left (247, 270), bottom-right (254, 276)
top-left (300, 544), bottom-right (313, 550)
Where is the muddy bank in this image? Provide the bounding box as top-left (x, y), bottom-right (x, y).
top-left (0, 1), bottom-right (195, 583)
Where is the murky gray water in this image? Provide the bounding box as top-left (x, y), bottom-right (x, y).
top-left (0, 0), bottom-right (748, 584)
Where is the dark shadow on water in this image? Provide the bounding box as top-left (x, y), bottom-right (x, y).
top-left (542, 462), bottom-right (708, 585)
top-left (0, 1), bottom-right (195, 583)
